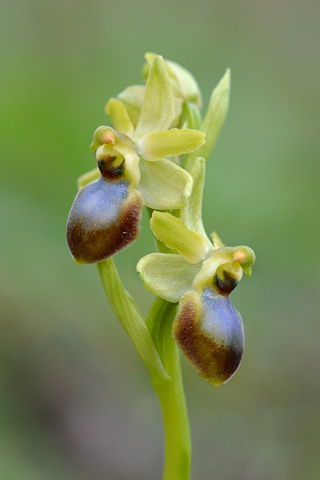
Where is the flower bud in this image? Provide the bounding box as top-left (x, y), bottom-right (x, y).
top-left (172, 287), bottom-right (244, 386)
top-left (66, 167), bottom-right (143, 264)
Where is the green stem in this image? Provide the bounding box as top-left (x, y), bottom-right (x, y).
top-left (147, 298), bottom-right (191, 480)
top-left (98, 260), bottom-right (191, 480)
top-left (97, 258), bottom-right (169, 384)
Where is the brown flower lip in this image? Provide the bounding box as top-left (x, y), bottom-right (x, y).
top-left (173, 288), bottom-right (244, 386)
top-left (67, 177), bottom-right (143, 265)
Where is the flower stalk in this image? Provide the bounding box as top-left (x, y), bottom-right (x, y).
top-left (66, 53), bottom-right (255, 480)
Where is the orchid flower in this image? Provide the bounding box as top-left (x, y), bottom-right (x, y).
top-left (67, 55), bottom-right (205, 264)
top-left (137, 158), bottom-right (255, 385)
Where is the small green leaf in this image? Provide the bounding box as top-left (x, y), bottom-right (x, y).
top-left (137, 253), bottom-right (202, 303)
top-left (138, 128), bottom-right (205, 161)
top-left (105, 98), bottom-right (134, 137)
top-left (138, 158), bottom-right (193, 210)
top-left (77, 167), bottom-right (100, 190)
top-left (135, 56), bottom-right (175, 137)
top-left (150, 212), bottom-right (208, 264)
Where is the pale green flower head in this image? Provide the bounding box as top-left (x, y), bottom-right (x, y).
top-left (83, 55), bottom-right (206, 211)
top-left (137, 157), bottom-right (255, 303)
top-left (137, 157), bottom-right (255, 386)
top-left (137, 212), bottom-right (255, 304)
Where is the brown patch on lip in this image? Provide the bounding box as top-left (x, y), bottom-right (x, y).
top-left (213, 271), bottom-right (238, 296)
top-left (98, 156), bottom-right (125, 181)
top-left (67, 190), bottom-right (143, 264)
top-left (172, 291), bottom-right (243, 386)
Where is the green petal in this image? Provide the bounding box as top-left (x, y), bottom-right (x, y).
top-left (138, 128), bottom-right (205, 161)
top-left (138, 160), bottom-right (192, 210)
top-left (138, 158), bottom-right (193, 209)
top-left (105, 98), bottom-right (134, 137)
top-left (137, 253), bottom-right (202, 303)
top-left (150, 212), bottom-right (208, 264)
top-left (118, 85), bottom-right (145, 127)
top-left (210, 232), bottom-right (225, 249)
top-left (77, 167), bottom-right (100, 190)
top-left (135, 56), bottom-right (175, 137)
top-left (185, 69), bottom-right (230, 168)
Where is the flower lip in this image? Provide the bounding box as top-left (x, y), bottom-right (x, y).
top-left (172, 287), bottom-right (244, 386)
top-left (67, 177), bottom-right (143, 265)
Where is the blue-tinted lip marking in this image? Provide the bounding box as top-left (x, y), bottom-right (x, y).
top-left (201, 287), bottom-right (244, 351)
top-left (75, 178), bottom-right (129, 229)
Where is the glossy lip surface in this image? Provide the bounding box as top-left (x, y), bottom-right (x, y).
top-left (173, 288), bottom-right (244, 386)
top-left (67, 178), bottom-right (143, 264)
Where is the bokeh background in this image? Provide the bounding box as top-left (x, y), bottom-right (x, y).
top-left (1, 1), bottom-right (319, 479)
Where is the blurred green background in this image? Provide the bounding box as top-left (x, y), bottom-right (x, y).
top-left (1, 1), bottom-right (319, 479)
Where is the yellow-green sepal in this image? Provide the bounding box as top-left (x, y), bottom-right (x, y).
top-left (117, 85), bottom-right (182, 129)
top-left (138, 158), bottom-right (193, 209)
top-left (144, 53), bottom-right (202, 108)
top-left (150, 212), bottom-right (209, 264)
top-left (137, 128), bottom-right (205, 161)
top-left (137, 253), bottom-right (202, 303)
top-left (135, 56), bottom-right (175, 137)
top-left (181, 102), bottom-right (202, 130)
top-left (105, 98), bottom-right (134, 137)
top-left (180, 157), bottom-right (211, 247)
top-left (117, 85), bottom-right (145, 127)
